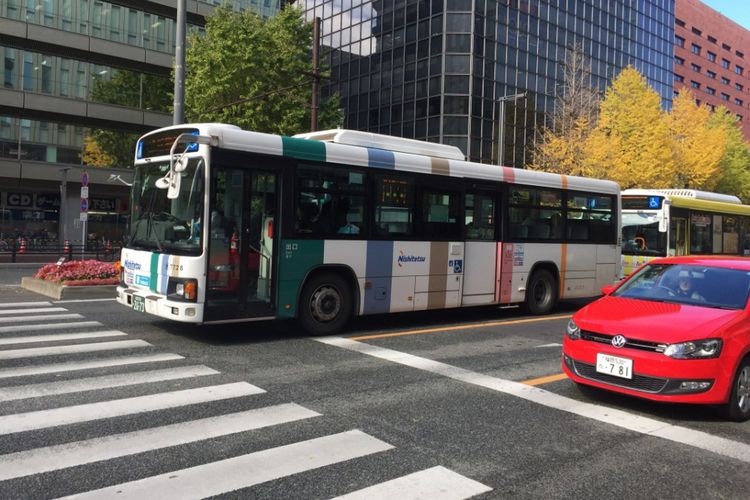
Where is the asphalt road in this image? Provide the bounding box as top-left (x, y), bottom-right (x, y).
top-left (0, 275), bottom-right (748, 499)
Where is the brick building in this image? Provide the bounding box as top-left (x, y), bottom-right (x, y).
top-left (674, 0), bottom-right (750, 140)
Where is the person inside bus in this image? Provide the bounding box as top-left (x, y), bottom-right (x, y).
top-left (336, 198), bottom-right (360, 235)
top-left (674, 272), bottom-right (705, 302)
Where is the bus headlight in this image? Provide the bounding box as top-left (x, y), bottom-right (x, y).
top-left (168, 277), bottom-right (198, 302)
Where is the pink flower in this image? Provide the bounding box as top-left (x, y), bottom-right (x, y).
top-left (35, 260), bottom-right (118, 285)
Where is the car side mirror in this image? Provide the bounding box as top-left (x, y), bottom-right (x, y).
top-left (601, 285), bottom-right (616, 295)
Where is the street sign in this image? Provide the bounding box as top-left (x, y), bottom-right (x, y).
top-left (81, 170), bottom-right (89, 187)
top-left (81, 198), bottom-right (88, 212)
top-left (80, 212), bottom-right (88, 221)
top-left (81, 186), bottom-right (89, 199)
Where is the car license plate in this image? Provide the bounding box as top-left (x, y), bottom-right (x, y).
top-left (596, 353), bottom-right (633, 379)
top-left (132, 295), bottom-right (145, 313)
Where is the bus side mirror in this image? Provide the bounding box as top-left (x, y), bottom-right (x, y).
top-left (601, 285), bottom-right (616, 295)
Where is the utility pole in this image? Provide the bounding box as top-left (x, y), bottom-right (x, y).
top-left (310, 17), bottom-right (321, 132)
top-left (496, 92), bottom-right (527, 167)
top-left (173, 0), bottom-right (186, 124)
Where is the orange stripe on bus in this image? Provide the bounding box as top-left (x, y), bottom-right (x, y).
top-left (349, 314), bottom-right (572, 340)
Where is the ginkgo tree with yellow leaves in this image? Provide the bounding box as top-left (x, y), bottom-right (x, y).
top-left (531, 64), bottom-right (750, 200)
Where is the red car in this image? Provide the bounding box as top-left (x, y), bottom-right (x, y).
top-left (562, 256), bottom-right (750, 421)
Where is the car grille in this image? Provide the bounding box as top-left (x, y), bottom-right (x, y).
top-left (572, 360), bottom-right (668, 393)
top-left (580, 330), bottom-right (666, 353)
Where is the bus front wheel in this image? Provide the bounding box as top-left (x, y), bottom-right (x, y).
top-left (299, 272), bottom-right (352, 335)
top-left (525, 269), bottom-right (558, 315)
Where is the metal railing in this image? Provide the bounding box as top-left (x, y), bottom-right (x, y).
top-left (0, 239), bottom-right (121, 263)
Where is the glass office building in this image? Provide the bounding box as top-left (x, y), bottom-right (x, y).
top-left (299, 0), bottom-right (675, 166)
top-left (0, 0), bottom-right (280, 247)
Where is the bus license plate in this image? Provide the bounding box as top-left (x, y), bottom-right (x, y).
top-left (596, 353), bottom-right (633, 379)
top-left (132, 295), bottom-right (145, 313)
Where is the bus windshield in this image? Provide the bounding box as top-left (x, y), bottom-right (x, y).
top-left (622, 212), bottom-right (666, 256)
top-left (127, 158), bottom-right (204, 255)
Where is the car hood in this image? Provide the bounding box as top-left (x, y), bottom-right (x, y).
top-left (574, 296), bottom-right (743, 342)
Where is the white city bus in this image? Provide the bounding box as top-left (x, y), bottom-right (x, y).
top-left (621, 189), bottom-right (750, 277)
top-left (116, 124), bottom-right (621, 334)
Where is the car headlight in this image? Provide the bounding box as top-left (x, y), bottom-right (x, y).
top-left (566, 319), bottom-right (581, 340)
top-left (663, 339), bottom-right (722, 359)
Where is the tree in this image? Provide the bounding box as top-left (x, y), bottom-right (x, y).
top-left (710, 108), bottom-right (750, 202)
top-left (85, 69), bottom-right (171, 168)
top-left (583, 66), bottom-right (675, 188)
top-left (184, 6), bottom-right (342, 135)
top-left (529, 45), bottom-right (600, 175)
top-left (665, 90), bottom-right (726, 190)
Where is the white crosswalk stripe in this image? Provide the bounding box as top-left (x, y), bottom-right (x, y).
top-left (331, 466), bottom-right (492, 500)
top-left (0, 403), bottom-right (321, 481)
top-left (0, 352), bottom-right (184, 379)
top-left (59, 430), bottom-right (395, 500)
top-left (0, 301), bottom-right (52, 308)
top-left (0, 339), bottom-right (151, 360)
top-left (0, 382), bottom-right (265, 435)
top-left (0, 321), bottom-right (102, 333)
top-left (0, 330), bottom-right (127, 346)
top-left (0, 307), bottom-right (68, 315)
top-left (0, 313), bottom-right (84, 324)
top-left (0, 365), bottom-right (219, 402)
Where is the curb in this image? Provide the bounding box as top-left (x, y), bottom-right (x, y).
top-left (21, 277), bottom-right (117, 300)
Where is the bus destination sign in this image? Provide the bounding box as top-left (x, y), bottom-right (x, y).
top-left (137, 128), bottom-right (200, 159)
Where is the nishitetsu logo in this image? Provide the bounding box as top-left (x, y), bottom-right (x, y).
top-left (397, 250), bottom-right (426, 267)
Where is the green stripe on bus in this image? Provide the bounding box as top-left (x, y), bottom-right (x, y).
top-left (150, 253), bottom-right (159, 292)
top-left (281, 136), bottom-right (326, 162)
top-left (277, 239), bottom-right (325, 318)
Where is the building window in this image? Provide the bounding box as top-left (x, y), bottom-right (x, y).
top-left (738, 114), bottom-right (744, 122)
top-left (722, 43), bottom-right (732, 51)
top-left (674, 73), bottom-right (684, 82)
top-left (722, 59), bottom-right (730, 69)
top-left (721, 93), bottom-right (729, 101)
top-left (736, 66), bottom-right (744, 76)
top-left (708, 35), bottom-right (717, 44)
top-left (691, 27), bottom-right (702, 36)
top-left (706, 87), bottom-right (715, 95)
top-left (736, 83), bottom-right (744, 91)
top-left (707, 70), bottom-right (716, 79)
top-left (675, 35), bottom-right (685, 47)
top-left (676, 18), bottom-right (686, 27)
top-left (675, 56), bottom-right (684, 66)
top-left (721, 77), bottom-right (730, 85)
top-left (691, 63), bottom-right (701, 72)
top-left (735, 98), bottom-right (744, 106)
top-left (707, 51), bottom-right (716, 62)
top-left (691, 43), bottom-right (701, 55)
top-left (738, 51), bottom-right (745, 59)
top-left (691, 81), bottom-right (700, 89)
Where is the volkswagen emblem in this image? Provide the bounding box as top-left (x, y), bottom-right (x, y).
top-left (611, 335), bottom-right (627, 348)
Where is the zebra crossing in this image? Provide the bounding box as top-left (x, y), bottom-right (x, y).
top-left (0, 300), bottom-right (492, 499)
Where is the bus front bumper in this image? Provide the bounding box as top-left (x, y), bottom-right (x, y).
top-left (117, 286), bottom-right (204, 323)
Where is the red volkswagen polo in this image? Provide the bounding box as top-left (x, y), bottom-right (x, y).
top-left (562, 256), bottom-right (750, 421)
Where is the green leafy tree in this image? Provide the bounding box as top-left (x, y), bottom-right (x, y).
top-left (184, 5), bottom-right (342, 134)
top-left (583, 66), bottom-right (675, 188)
top-left (710, 108), bottom-right (750, 202)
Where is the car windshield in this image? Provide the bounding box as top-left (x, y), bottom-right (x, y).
top-left (621, 212), bottom-right (666, 256)
top-left (127, 158), bottom-right (204, 255)
top-left (612, 263), bottom-right (750, 309)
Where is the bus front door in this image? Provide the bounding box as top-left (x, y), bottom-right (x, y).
top-left (205, 167), bottom-right (276, 322)
top-left (670, 217), bottom-right (688, 256)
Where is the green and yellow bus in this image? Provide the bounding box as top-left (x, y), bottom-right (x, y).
top-left (621, 189), bottom-right (750, 276)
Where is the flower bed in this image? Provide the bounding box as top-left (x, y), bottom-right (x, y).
top-left (34, 259), bottom-right (118, 286)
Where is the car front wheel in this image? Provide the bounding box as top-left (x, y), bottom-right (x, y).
top-left (724, 357), bottom-right (750, 422)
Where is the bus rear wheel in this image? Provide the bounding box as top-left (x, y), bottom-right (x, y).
top-left (525, 269), bottom-right (557, 315)
top-left (299, 272), bottom-right (352, 335)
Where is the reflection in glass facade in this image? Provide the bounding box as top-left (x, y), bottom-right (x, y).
top-left (299, 0), bottom-right (674, 166)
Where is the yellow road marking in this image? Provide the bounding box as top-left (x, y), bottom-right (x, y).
top-left (522, 373), bottom-right (569, 386)
top-left (349, 314), bottom-right (572, 341)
